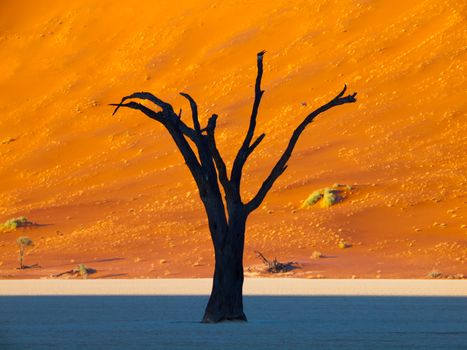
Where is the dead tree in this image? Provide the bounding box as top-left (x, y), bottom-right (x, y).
top-left (111, 51), bottom-right (357, 323)
top-left (255, 251), bottom-right (298, 273)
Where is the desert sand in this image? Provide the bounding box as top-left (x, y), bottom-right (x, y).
top-left (1, 278), bottom-right (467, 296)
top-left (0, 0), bottom-right (466, 279)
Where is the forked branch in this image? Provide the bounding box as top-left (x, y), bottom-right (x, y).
top-left (245, 85), bottom-right (357, 213)
top-left (180, 92), bottom-right (201, 134)
top-left (112, 91), bottom-right (172, 115)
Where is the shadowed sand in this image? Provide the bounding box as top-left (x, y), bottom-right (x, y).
top-left (1, 296), bottom-right (466, 350)
top-left (1, 279), bottom-right (466, 349)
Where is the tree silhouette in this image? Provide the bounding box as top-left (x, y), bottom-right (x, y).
top-left (111, 51), bottom-right (357, 323)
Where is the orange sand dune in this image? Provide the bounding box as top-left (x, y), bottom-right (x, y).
top-left (0, 0), bottom-right (466, 279)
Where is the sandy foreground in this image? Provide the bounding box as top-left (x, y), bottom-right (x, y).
top-left (1, 278), bottom-right (466, 296)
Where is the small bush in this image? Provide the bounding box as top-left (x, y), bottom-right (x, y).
top-left (52, 264), bottom-right (96, 278)
top-left (17, 236), bottom-right (33, 247)
top-left (427, 269), bottom-right (442, 279)
top-left (1, 137), bottom-right (15, 145)
top-left (310, 251), bottom-right (324, 259)
top-left (302, 190), bottom-right (324, 207)
top-left (16, 236), bottom-right (34, 269)
top-left (320, 188), bottom-right (341, 208)
top-left (302, 184), bottom-right (353, 208)
top-left (77, 264), bottom-right (89, 279)
top-left (1, 217), bottom-right (34, 232)
top-left (338, 241), bottom-right (351, 249)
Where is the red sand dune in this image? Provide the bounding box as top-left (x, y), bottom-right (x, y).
top-left (0, 0), bottom-right (465, 279)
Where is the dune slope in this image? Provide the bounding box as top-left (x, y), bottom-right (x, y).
top-left (0, 0), bottom-right (466, 278)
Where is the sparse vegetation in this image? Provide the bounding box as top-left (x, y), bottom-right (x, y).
top-left (77, 264), bottom-right (90, 279)
top-left (1, 137), bottom-right (15, 144)
top-left (310, 251), bottom-right (324, 259)
top-left (427, 269), bottom-right (443, 279)
top-left (302, 184), bottom-right (354, 208)
top-left (338, 241), bottom-right (351, 249)
top-left (321, 188), bottom-right (341, 208)
top-left (52, 264), bottom-right (96, 279)
top-left (16, 236), bottom-right (34, 269)
top-left (426, 270), bottom-right (463, 280)
top-left (1, 217), bottom-right (34, 232)
top-left (302, 190), bottom-right (324, 207)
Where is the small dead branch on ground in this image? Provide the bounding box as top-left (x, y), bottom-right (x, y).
top-left (52, 264), bottom-right (96, 279)
top-left (254, 251), bottom-right (299, 273)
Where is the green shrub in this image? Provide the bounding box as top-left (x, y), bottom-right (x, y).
top-left (302, 190), bottom-right (324, 207)
top-left (302, 184), bottom-right (352, 208)
top-left (338, 241), bottom-right (351, 249)
top-left (78, 264), bottom-right (88, 279)
top-left (74, 264), bottom-right (96, 279)
top-left (320, 188), bottom-right (341, 208)
top-left (1, 217), bottom-right (33, 232)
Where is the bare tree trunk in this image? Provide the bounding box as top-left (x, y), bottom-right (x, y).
top-left (19, 247), bottom-right (24, 269)
top-left (202, 212), bottom-right (247, 323)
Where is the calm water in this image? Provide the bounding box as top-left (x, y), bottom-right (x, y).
top-left (0, 296), bottom-right (466, 350)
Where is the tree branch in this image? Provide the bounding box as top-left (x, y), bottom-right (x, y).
top-left (112, 92), bottom-right (226, 218)
top-left (245, 86), bottom-right (357, 213)
top-left (178, 93), bottom-right (230, 191)
top-left (112, 91), bottom-right (172, 116)
top-left (111, 92), bottom-right (197, 142)
top-left (110, 102), bottom-right (165, 123)
top-left (230, 50), bottom-right (266, 188)
top-left (110, 98), bottom-right (203, 183)
top-left (247, 133), bottom-right (266, 157)
top-left (180, 92), bottom-right (201, 134)
top-left (205, 114), bottom-right (232, 195)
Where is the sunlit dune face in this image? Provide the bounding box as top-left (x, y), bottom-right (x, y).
top-left (0, 0), bottom-right (465, 279)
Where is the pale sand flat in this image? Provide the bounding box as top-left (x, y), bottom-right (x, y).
top-left (0, 278), bottom-right (466, 296)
